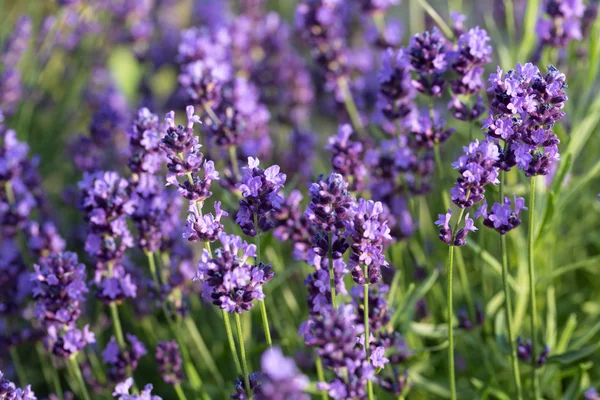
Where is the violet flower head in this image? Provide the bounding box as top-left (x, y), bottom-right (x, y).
top-left (484, 64), bottom-right (567, 176)
top-left (327, 124), bottom-right (366, 192)
top-left (536, 0), bottom-right (586, 47)
top-left (127, 107), bottom-right (164, 176)
top-left (302, 305), bottom-right (374, 399)
top-left (193, 233), bottom-right (274, 314)
top-left (584, 388), bottom-right (600, 400)
top-left (359, 0), bottom-right (400, 12)
top-left (26, 221), bottom-right (66, 259)
top-left (103, 334), bottom-right (148, 382)
top-left (304, 258), bottom-right (349, 315)
top-left (0, 370), bottom-right (36, 400)
top-left (32, 252), bottom-right (88, 329)
top-left (516, 337), bottom-right (551, 367)
top-left (2, 16), bottom-right (32, 69)
top-left (450, 139), bottom-right (501, 208)
top-left (435, 209), bottom-right (478, 246)
top-left (378, 48), bottom-right (415, 122)
top-left (113, 378), bottom-right (162, 400)
top-left (184, 201), bottom-right (228, 243)
top-left (235, 157), bottom-right (286, 237)
top-left (351, 284), bottom-right (392, 334)
top-left (345, 199), bottom-right (391, 285)
top-left (155, 340), bottom-right (184, 386)
top-left (45, 324), bottom-right (96, 359)
top-left (404, 109), bottom-right (455, 148)
top-left (305, 173), bottom-right (355, 232)
top-left (474, 195), bottom-right (527, 234)
top-left (272, 190), bottom-right (316, 262)
top-left (231, 372), bottom-right (262, 400)
top-left (254, 347), bottom-right (310, 400)
top-left (407, 28), bottom-right (449, 97)
top-left (0, 240), bottom-right (31, 318)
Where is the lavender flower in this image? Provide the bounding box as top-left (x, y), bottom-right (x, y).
top-left (231, 372), bottom-right (262, 400)
top-left (273, 190), bottom-right (316, 262)
top-left (45, 324), bottom-right (96, 359)
top-left (585, 388), bottom-right (600, 400)
top-left (407, 28), bottom-right (448, 97)
top-left (536, 0), bottom-right (586, 47)
top-left (484, 63), bottom-right (567, 176)
top-left (435, 209), bottom-right (478, 246)
top-left (379, 368), bottom-right (412, 397)
top-left (113, 378), bottom-right (161, 400)
top-left (305, 173), bottom-right (355, 232)
top-left (155, 340), bottom-right (184, 386)
top-left (103, 334), bottom-right (147, 382)
top-left (404, 109), bottom-right (455, 148)
top-left (305, 258), bottom-right (349, 315)
top-left (0, 370), bottom-right (36, 400)
top-left (345, 199), bottom-right (391, 285)
top-left (193, 233), bottom-right (274, 313)
top-left (327, 125), bottom-right (367, 192)
top-left (235, 157), bottom-right (286, 236)
top-left (26, 222), bottom-right (66, 259)
top-left (516, 337), bottom-right (550, 367)
top-left (0, 240), bottom-right (30, 318)
top-left (474, 195), bottom-right (527, 234)
top-left (254, 347), bottom-right (309, 400)
top-left (2, 16), bottom-right (32, 69)
top-left (378, 48), bottom-right (415, 122)
top-left (359, 0), bottom-right (399, 12)
top-left (450, 139), bottom-right (501, 208)
top-left (127, 108), bottom-right (164, 176)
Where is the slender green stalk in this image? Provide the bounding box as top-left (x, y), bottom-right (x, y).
top-left (50, 363), bottom-right (64, 400)
top-left (69, 357), bottom-right (91, 400)
top-left (109, 302), bottom-right (126, 348)
top-left (9, 347), bottom-right (27, 387)
top-left (337, 76), bottom-right (365, 135)
top-left (228, 145), bottom-right (241, 180)
top-left (184, 316), bottom-right (224, 385)
top-left (416, 0), bottom-right (454, 39)
top-left (174, 384), bottom-right (188, 400)
top-left (499, 171), bottom-right (523, 399)
top-left (315, 356), bottom-right (329, 400)
top-left (528, 177), bottom-right (540, 399)
top-left (235, 313), bottom-right (252, 400)
top-left (254, 224), bottom-right (272, 347)
top-left (447, 244), bottom-right (457, 400)
top-left (223, 310), bottom-right (243, 374)
top-left (328, 232), bottom-right (337, 308)
top-left (145, 250), bottom-right (160, 290)
top-left (35, 343), bottom-right (53, 392)
top-left (363, 271), bottom-right (374, 400)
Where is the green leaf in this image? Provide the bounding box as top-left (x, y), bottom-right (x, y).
top-left (546, 342), bottom-right (600, 365)
top-left (410, 372), bottom-right (452, 398)
top-left (393, 268), bottom-right (439, 325)
top-left (470, 378), bottom-right (512, 400)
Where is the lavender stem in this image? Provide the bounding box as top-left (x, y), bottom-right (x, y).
top-left (528, 177), bottom-right (540, 399)
top-left (222, 310), bottom-right (243, 374)
top-left (337, 76), bottom-right (364, 135)
top-left (234, 313), bottom-right (253, 400)
top-left (68, 357), bottom-right (91, 400)
top-left (328, 231), bottom-right (337, 309)
top-left (315, 355), bottom-right (329, 400)
top-left (363, 272), bottom-right (374, 400)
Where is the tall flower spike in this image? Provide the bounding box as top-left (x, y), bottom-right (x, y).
top-left (435, 209), bottom-right (478, 246)
top-left (327, 124), bottom-right (367, 192)
top-left (235, 157), bottom-right (286, 237)
top-left (378, 48), bottom-right (415, 122)
top-left (346, 199), bottom-right (391, 285)
top-left (536, 0), bottom-right (586, 48)
top-left (0, 370), bottom-right (36, 400)
top-left (407, 28), bottom-right (448, 97)
top-left (156, 340), bottom-right (184, 386)
top-left (254, 347), bottom-right (310, 400)
top-left (193, 233), bottom-right (274, 313)
top-left (103, 334), bottom-right (147, 382)
top-left (305, 173), bottom-right (355, 232)
top-left (112, 378), bottom-right (162, 400)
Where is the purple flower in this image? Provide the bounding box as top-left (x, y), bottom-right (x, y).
top-left (305, 173), bottom-right (355, 232)
top-left (359, 0), bottom-right (399, 12)
top-left (585, 388), bottom-right (600, 400)
top-left (378, 48), bottom-right (415, 122)
top-left (26, 222), bottom-right (66, 259)
top-left (235, 158), bottom-right (286, 236)
top-left (475, 195), bottom-right (527, 234)
top-left (435, 209), bottom-right (478, 246)
top-left (536, 0), bottom-right (586, 47)
top-left (45, 324), bottom-right (96, 359)
top-left (0, 370), bottom-right (37, 400)
top-left (370, 346), bottom-right (389, 369)
top-left (231, 372), bottom-right (262, 400)
top-left (273, 190), bottom-right (316, 262)
top-left (407, 28), bottom-right (449, 97)
top-left (345, 199), bottom-right (391, 285)
top-left (516, 337), bottom-right (551, 367)
top-left (327, 125), bottom-right (367, 191)
top-left (404, 108), bottom-right (455, 148)
top-left (193, 233), bottom-right (273, 313)
top-left (113, 378), bottom-right (162, 400)
top-left (254, 347), bottom-right (309, 400)
top-left (156, 341), bottom-right (184, 386)
top-left (103, 334), bottom-right (147, 382)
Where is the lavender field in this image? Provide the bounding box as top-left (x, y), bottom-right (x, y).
top-left (1, 0), bottom-right (599, 399)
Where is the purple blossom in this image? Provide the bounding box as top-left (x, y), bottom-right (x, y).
top-left (113, 378), bottom-right (162, 400)
top-left (407, 28), bottom-right (449, 97)
top-left (254, 347), bottom-right (309, 400)
top-left (103, 334), bottom-right (148, 382)
top-left (516, 337), bottom-right (551, 367)
top-left (536, 0), bottom-right (586, 47)
top-left (474, 195), bottom-right (527, 234)
top-left (193, 233), bottom-right (274, 314)
top-left (327, 125), bottom-right (367, 191)
top-left (585, 388), bottom-right (600, 400)
top-left (435, 209), bottom-right (478, 246)
top-left (26, 221), bottom-right (66, 259)
top-left (359, 0), bottom-right (399, 12)
top-left (305, 173), bottom-right (355, 232)
top-left (0, 370), bottom-right (36, 400)
top-left (155, 340), bottom-right (184, 386)
top-left (236, 157), bottom-right (286, 236)
top-left (45, 324), bottom-right (96, 359)
top-left (378, 48), bottom-right (415, 122)
top-left (231, 372), bottom-right (262, 400)
top-left (404, 109), bottom-right (455, 148)
top-left (370, 346), bottom-right (390, 369)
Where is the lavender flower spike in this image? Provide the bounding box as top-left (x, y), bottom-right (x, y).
top-left (235, 157), bottom-right (286, 237)
top-left (474, 195), bottom-right (527, 234)
top-left (0, 370), bottom-right (36, 400)
top-left (435, 209), bottom-right (477, 246)
top-left (254, 347), bottom-right (310, 400)
top-left (113, 378), bottom-right (161, 400)
top-left (156, 341), bottom-right (184, 386)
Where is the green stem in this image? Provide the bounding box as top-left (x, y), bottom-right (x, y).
top-left (50, 362), bottom-right (64, 400)
top-left (433, 145), bottom-right (451, 210)
top-left (228, 145), bottom-right (241, 180)
top-left (337, 76), bottom-right (364, 135)
top-left (69, 357), bottom-right (91, 400)
top-left (328, 232), bottom-right (337, 309)
top-left (145, 250), bottom-right (160, 290)
top-left (35, 343), bottom-right (53, 393)
top-left (174, 384), bottom-right (188, 400)
top-left (528, 177), bottom-right (540, 399)
top-left (363, 274), bottom-right (374, 400)
top-left (315, 356), bottom-right (329, 400)
top-left (259, 300), bottom-right (272, 347)
top-left (223, 310), bottom-right (243, 374)
top-left (416, 0), bottom-right (454, 39)
top-left (500, 171), bottom-right (523, 400)
top-left (447, 245), bottom-right (457, 400)
top-left (234, 313), bottom-right (252, 400)
top-left (9, 347), bottom-right (27, 388)
top-left (184, 316), bottom-right (224, 385)
top-left (109, 302), bottom-right (126, 348)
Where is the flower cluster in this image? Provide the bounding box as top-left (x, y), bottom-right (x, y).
top-left (516, 337), bottom-right (550, 367)
top-left (235, 157), bottom-right (286, 237)
top-left (26, 221), bottom-right (66, 260)
top-left (484, 63), bottom-right (567, 177)
top-left (231, 372), bottom-right (262, 400)
top-left (435, 209), bottom-right (478, 246)
top-left (254, 347), bottom-right (310, 400)
top-left (155, 340), bottom-right (184, 386)
top-left (345, 199), bottom-right (391, 285)
top-left (305, 173), bottom-right (355, 232)
top-left (193, 233), bottom-right (274, 313)
top-left (407, 28), bottom-right (448, 97)
top-left (378, 48), bottom-right (415, 122)
top-left (273, 190), bottom-right (316, 262)
top-left (301, 305), bottom-right (373, 399)
top-left (0, 16), bottom-right (31, 116)
top-left (112, 378), bottom-right (161, 400)
top-left (0, 370), bottom-right (36, 400)
top-left (536, 0), bottom-right (586, 47)
top-left (103, 334), bottom-right (148, 382)
top-left (450, 139), bottom-right (501, 208)
top-left (474, 196), bottom-right (527, 234)
top-left (326, 124), bottom-right (367, 192)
